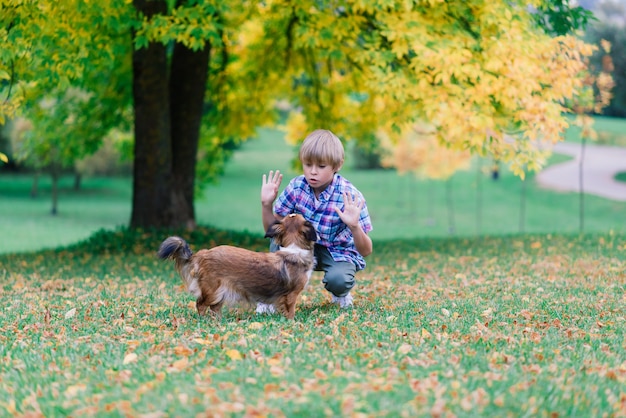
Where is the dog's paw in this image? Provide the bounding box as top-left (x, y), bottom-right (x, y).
top-left (255, 303), bottom-right (276, 315)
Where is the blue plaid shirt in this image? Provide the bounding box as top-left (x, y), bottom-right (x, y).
top-left (274, 174), bottom-right (373, 270)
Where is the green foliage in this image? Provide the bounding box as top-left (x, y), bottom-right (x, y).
top-left (3, 0), bottom-right (133, 175)
top-left (133, 1), bottom-right (227, 50)
top-left (16, 89), bottom-right (100, 170)
top-left (0, 231), bottom-right (624, 416)
top-left (67, 225), bottom-right (268, 256)
top-left (74, 133), bottom-right (133, 176)
top-left (1, 0), bottom-right (134, 122)
top-left (533, 0), bottom-right (596, 36)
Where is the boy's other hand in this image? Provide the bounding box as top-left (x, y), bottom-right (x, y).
top-left (335, 191), bottom-right (365, 230)
top-left (261, 170), bottom-right (283, 206)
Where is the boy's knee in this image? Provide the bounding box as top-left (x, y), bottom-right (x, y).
top-left (323, 265), bottom-right (355, 297)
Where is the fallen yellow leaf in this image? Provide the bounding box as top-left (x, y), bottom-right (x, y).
top-left (266, 357), bottom-right (282, 366)
top-left (225, 349), bottom-right (242, 361)
top-left (123, 353), bottom-right (138, 365)
top-left (65, 384), bottom-right (87, 398)
top-left (169, 357), bottom-right (189, 372)
top-left (398, 343), bottom-right (413, 354)
top-left (270, 365), bottom-right (284, 376)
top-left (64, 308), bottom-right (76, 319)
top-left (174, 345), bottom-right (194, 356)
top-left (193, 338), bottom-right (213, 346)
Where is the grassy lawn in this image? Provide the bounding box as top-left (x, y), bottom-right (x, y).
top-left (0, 175), bottom-right (132, 254)
top-left (0, 228), bottom-right (624, 416)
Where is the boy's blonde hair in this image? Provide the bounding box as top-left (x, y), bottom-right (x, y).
top-left (299, 129), bottom-right (345, 169)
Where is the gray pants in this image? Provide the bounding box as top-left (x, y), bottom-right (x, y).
top-left (270, 241), bottom-right (356, 297)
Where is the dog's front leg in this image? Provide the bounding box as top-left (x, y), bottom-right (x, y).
top-left (196, 298), bottom-right (224, 319)
top-left (276, 292), bottom-right (301, 320)
top-left (196, 290), bottom-right (224, 319)
top-left (196, 296), bottom-right (209, 316)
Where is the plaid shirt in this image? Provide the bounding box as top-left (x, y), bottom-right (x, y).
top-left (274, 174), bottom-right (373, 270)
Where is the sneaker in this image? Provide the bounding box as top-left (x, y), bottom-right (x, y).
top-left (331, 293), bottom-right (353, 309)
top-left (255, 303), bottom-right (276, 314)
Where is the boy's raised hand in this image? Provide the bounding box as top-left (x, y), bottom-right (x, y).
top-left (261, 170), bottom-right (283, 206)
top-left (335, 191), bottom-right (365, 229)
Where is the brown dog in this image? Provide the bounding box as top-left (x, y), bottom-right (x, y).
top-left (157, 214), bottom-right (317, 319)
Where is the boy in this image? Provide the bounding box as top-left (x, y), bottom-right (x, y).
top-left (258, 129), bottom-right (373, 312)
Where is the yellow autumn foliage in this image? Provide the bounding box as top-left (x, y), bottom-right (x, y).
top-left (379, 122), bottom-right (471, 180)
top-left (272, 0), bottom-right (596, 178)
top-left (1, 0), bottom-right (603, 181)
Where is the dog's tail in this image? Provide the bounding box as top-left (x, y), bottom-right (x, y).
top-left (157, 236), bottom-right (193, 262)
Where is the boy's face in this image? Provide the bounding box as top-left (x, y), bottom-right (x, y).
top-left (302, 161), bottom-right (338, 195)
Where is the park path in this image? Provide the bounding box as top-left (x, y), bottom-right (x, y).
top-left (536, 142), bottom-right (626, 201)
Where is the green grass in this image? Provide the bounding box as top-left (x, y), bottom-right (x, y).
top-left (564, 115), bottom-right (626, 146)
top-left (2, 124), bottom-right (626, 254)
top-left (1, 123), bottom-right (625, 416)
top-left (0, 175), bottom-right (132, 254)
top-left (0, 229), bottom-right (624, 416)
top-left (151, 124), bottom-right (626, 239)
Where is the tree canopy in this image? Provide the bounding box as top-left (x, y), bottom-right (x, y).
top-left (1, 0), bottom-right (598, 228)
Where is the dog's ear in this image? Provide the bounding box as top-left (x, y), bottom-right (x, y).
top-left (264, 220), bottom-right (282, 239)
top-left (303, 221), bottom-right (318, 242)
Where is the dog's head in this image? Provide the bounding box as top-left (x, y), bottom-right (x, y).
top-left (265, 213), bottom-right (317, 250)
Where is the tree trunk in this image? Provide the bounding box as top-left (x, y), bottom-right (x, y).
top-left (446, 179), bottom-right (455, 235)
top-left (74, 171), bottom-right (81, 190)
top-left (425, 181), bottom-right (435, 226)
top-left (30, 172), bottom-right (39, 198)
top-left (579, 137), bottom-right (586, 233)
top-left (476, 159), bottom-right (482, 235)
top-left (51, 169), bottom-right (59, 216)
top-left (169, 42), bottom-right (211, 229)
top-left (130, 0), bottom-right (173, 229)
top-left (519, 174), bottom-right (526, 233)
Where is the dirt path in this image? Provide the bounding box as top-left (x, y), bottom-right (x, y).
top-left (536, 142), bottom-right (626, 201)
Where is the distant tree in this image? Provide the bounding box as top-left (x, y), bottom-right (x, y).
top-left (379, 123), bottom-right (472, 234)
top-left (519, 169), bottom-right (527, 233)
top-left (565, 40), bottom-right (615, 232)
top-left (10, 89), bottom-right (106, 214)
top-left (585, 4), bottom-right (626, 117)
top-left (2, 0), bottom-right (132, 212)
